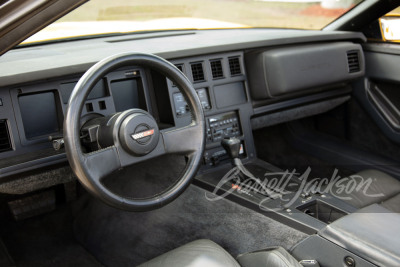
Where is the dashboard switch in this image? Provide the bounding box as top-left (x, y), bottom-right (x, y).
top-left (196, 88), bottom-right (211, 110)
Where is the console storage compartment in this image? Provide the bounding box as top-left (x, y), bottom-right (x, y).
top-left (297, 199), bottom-right (347, 224)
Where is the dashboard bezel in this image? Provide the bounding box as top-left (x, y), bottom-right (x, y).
top-left (0, 29), bottom-right (366, 179)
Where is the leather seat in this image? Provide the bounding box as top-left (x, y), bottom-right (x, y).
top-left (331, 169), bottom-right (400, 212)
top-left (138, 239), bottom-right (302, 267)
top-left (236, 246), bottom-right (303, 267)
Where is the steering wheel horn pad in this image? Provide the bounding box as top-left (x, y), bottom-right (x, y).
top-left (118, 110), bottom-right (159, 156)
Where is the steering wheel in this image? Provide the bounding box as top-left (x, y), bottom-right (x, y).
top-left (64, 53), bottom-right (205, 211)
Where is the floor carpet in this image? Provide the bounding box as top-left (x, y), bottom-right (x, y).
top-left (74, 184), bottom-right (308, 266)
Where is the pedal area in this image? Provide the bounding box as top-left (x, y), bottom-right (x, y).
top-left (0, 238), bottom-right (14, 267)
top-left (0, 180), bottom-right (79, 266)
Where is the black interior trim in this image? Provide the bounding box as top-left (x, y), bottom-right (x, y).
top-left (253, 87), bottom-right (352, 115)
top-left (0, 151), bottom-right (66, 179)
top-left (286, 120), bottom-right (400, 180)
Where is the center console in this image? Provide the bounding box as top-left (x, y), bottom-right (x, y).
top-left (292, 204), bottom-right (400, 267)
top-left (203, 111), bottom-right (245, 167)
top-left (296, 199), bottom-right (348, 224)
top-left (194, 127), bottom-right (393, 267)
top-left (195, 159), bottom-right (357, 233)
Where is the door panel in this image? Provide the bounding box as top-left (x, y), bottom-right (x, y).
top-left (354, 44), bottom-right (400, 144)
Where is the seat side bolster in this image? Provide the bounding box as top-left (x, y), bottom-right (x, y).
top-left (138, 239), bottom-right (240, 267)
top-left (236, 246), bottom-right (302, 267)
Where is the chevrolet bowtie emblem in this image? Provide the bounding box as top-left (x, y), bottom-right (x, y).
top-left (131, 129), bottom-right (155, 140)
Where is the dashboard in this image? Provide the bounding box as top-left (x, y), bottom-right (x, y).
top-left (0, 28), bottom-right (366, 180)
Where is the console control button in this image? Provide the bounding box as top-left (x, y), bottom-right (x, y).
top-left (206, 111), bottom-right (241, 143)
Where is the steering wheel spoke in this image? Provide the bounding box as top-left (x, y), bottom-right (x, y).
top-left (83, 146), bottom-right (121, 182)
top-left (161, 123), bottom-right (203, 155)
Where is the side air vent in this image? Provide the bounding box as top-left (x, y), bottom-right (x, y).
top-left (171, 64), bottom-right (184, 86)
top-left (175, 64), bottom-right (184, 73)
top-left (229, 57), bottom-right (241, 76)
top-left (210, 59), bottom-right (224, 79)
top-left (0, 120), bottom-right (12, 153)
top-left (191, 62), bottom-right (205, 82)
top-left (347, 51), bottom-right (360, 73)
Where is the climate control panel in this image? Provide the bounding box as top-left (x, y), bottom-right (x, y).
top-left (206, 111), bottom-right (241, 143)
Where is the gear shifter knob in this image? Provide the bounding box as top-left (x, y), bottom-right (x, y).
top-left (221, 137), bottom-right (241, 160)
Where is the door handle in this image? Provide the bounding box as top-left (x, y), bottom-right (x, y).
top-left (367, 83), bottom-right (400, 131)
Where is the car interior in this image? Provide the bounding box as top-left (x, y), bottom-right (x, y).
top-left (0, 0), bottom-right (400, 266)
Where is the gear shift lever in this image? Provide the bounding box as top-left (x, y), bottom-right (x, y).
top-left (221, 137), bottom-right (253, 182)
top-left (221, 137), bottom-right (241, 165)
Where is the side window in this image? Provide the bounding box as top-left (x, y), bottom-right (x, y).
top-left (379, 7), bottom-right (400, 42)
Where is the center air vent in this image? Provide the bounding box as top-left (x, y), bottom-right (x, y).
top-left (210, 59), bottom-right (224, 79)
top-left (347, 51), bottom-right (360, 73)
top-left (0, 120), bottom-right (12, 153)
top-left (229, 57), bottom-right (242, 76)
top-left (191, 62), bottom-right (205, 82)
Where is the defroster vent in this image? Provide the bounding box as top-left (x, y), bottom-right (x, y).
top-left (347, 51), bottom-right (360, 73)
top-left (191, 62), bottom-right (205, 82)
top-left (0, 120), bottom-right (12, 153)
top-left (229, 57), bottom-right (241, 76)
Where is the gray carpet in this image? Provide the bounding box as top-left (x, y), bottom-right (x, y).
top-left (73, 184), bottom-right (308, 266)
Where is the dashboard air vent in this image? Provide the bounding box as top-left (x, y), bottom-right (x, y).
top-left (229, 57), bottom-right (241, 76)
top-left (171, 64), bottom-right (184, 87)
top-left (347, 51), bottom-right (360, 73)
top-left (0, 120), bottom-right (12, 153)
top-left (210, 59), bottom-right (224, 79)
top-left (191, 62), bottom-right (205, 82)
top-left (175, 64), bottom-right (184, 73)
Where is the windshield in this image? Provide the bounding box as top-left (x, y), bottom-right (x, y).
top-left (23, 0), bottom-right (364, 44)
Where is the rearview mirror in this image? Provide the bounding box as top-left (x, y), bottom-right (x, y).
top-left (380, 16), bottom-right (400, 42)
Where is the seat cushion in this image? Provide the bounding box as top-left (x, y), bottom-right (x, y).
top-left (236, 246), bottom-right (302, 267)
top-left (332, 169), bottom-right (400, 210)
top-left (381, 193), bottom-right (400, 213)
top-left (138, 239), bottom-right (240, 267)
